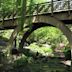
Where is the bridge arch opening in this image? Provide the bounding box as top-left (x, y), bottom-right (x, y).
top-left (19, 22), bottom-right (70, 50)
top-left (19, 24), bottom-right (70, 58)
top-left (27, 26), bottom-right (69, 44)
top-left (19, 15), bottom-right (72, 50)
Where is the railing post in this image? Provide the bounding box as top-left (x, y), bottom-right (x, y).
top-left (68, 0), bottom-right (70, 15)
top-left (51, 0), bottom-right (53, 16)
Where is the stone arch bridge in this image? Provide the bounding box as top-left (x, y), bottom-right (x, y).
top-left (0, 0), bottom-right (72, 48)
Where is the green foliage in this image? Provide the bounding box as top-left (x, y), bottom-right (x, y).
top-left (28, 27), bottom-right (68, 45)
top-left (13, 57), bottom-right (28, 67)
top-left (27, 26), bottom-right (69, 56)
top-left (28, 42), bottom-right (53, 56)
top-left (16, 0), bottom-right (21, 7)
top-left (0, 30), bottom-right (13, 39)
top-left (0, 0), bottom-right (16, 12)
top-left (0, 0), bottom-right (71, 72)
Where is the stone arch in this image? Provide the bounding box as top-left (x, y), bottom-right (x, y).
top-left (19, 16), bottom-right (72, 49)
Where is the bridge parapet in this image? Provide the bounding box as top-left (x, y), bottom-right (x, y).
top-left (0, 0), bottom-right (72, 21)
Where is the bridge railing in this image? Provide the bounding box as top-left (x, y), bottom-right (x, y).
top-left (0, 0), bottom-right (72, 21)
top-left (26, 0), bottom-right (72, 15)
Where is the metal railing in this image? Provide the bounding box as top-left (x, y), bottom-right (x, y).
top-left (0, 0), bottom-right (72, 21)
top-left (28, 0), bottom-right (72, 15)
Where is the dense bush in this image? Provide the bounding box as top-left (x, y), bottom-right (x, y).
top-left (27, 27), bottom-right (68, 47)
